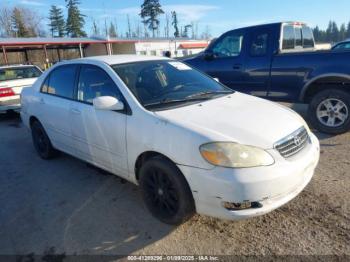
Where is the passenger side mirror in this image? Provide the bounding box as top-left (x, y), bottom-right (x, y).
top-left (93, 96), bottom-right (124, 111)
top-left (204, 50), bottom-right (215, 61)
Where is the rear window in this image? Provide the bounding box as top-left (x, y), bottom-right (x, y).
top-left (302, 26), bottom-right (315, 48)
top-left (282, 24), bottom-right (315, 50)
top-left (0, 66), bottom-right (42, 82)
top-left (282, 25), bottom-right (295, 50)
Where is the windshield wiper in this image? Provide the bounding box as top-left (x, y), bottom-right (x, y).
top-left (185, 90), bottom-right (233, 99)
top-left (144, 97), bottom-right (210, 108)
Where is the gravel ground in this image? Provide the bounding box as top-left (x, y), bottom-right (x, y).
top-left (0, 110), bottom-right (349, 258)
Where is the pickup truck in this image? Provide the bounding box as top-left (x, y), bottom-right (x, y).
top-left (184, 22), bottom-right (350, 134)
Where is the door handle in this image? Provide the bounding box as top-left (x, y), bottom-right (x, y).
top-left (233, 64), bottom-right (242, 70)
top-left (70, 108), bottom-right (81, 115)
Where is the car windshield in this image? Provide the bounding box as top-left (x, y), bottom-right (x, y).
top-left (0, 66), bottom-right (42, 82)
top-left (112, 60), bottom-right (233, 110)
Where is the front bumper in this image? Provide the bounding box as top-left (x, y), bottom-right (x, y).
top-left (178, 133), bottom-right (320, 221)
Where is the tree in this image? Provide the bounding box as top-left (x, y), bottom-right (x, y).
top-left (91, 20), bottom-right (100, 35)
top-left (127, 14), bottom-right (132, 38)
top-left (11, 8), bottom-right (29, 37)
top-left (65, 0), bottom-right (86, 37)
top-left (48, 5), bottom-right (65, 37)
top-left (171, 11), bottom-right (179, 38)
top-left (140, 0), bottom-right (164, 38)
top-left (347, 22), bottom-right (350, 39)
top-left (0, 7), bottom-right (14, 37)
top-left (339, 23), bottom-right (346, 41)
top-left (109, 22), bottom-right (117, 37)
top-left (182, 24), bottom-right (192, 38)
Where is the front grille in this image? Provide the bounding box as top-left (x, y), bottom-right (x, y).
top-left (275, 127), bottom-right (310, 158)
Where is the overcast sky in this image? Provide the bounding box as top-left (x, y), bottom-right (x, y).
top-left (2, 0), bottom-right (350, 37)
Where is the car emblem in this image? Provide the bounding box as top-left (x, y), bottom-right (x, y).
top-left (294, 136), bottom-right (302, 146)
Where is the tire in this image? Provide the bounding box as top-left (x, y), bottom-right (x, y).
top-left (308, 89), bottom-right (350, 134)
top-left (139, 156), bottom-right (195, 225)
top-left (31, 121), bottom-right (57, 159)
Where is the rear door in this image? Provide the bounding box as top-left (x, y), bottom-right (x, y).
top-left (38, 64), bottom-right (78, 154)
top-left (269, 24), bottom-right (315, 101)
top-left (201, 30), bottom-right (247, 91)
top-left (70, 64), bottom-right (128, 176)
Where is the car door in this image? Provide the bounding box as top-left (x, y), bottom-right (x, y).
top-left (70, 64), bottom-right (128, 177)
top-left (37, 64), bottom-right (78, 155)
top-left (243, 29), bottom-right (272, 97)
top-left (200, 30), bottom-right (247, 91)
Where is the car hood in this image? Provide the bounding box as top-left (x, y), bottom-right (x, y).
top-left (155, 92), bottom-right (306, 149)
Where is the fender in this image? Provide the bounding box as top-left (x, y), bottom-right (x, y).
top-left (299, 73), bottom-right (350, 102)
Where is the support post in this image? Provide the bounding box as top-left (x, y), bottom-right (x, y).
top-left (79, 43), bottom-right (84, 58)
top-left (2, 46), bottom-right (8, 65)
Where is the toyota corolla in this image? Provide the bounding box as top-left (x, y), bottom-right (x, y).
top-left (20, 55), bottom-right (320, 225)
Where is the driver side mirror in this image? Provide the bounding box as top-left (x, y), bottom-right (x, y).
top-left (203, 50), bottom-right (215, 61)
top-left (93, 96), bottom-right (124, 111)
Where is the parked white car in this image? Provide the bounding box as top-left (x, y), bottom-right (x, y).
top-left (0, 65), bottom-right (42, 112)
top-left (21, 55), bottom-right (320, 224)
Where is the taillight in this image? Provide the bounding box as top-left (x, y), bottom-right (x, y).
top-left (0, 88), bottom-right (15, 97)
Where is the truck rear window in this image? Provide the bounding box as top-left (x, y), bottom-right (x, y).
top-left (282, 24), bottom-right (315, 51)
top-left (0, 66), bottom-right (42, 82)
top-left (282, 25), bottom-right (295, 50)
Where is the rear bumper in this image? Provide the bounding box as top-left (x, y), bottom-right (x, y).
top-left (178, 133), bottom-right (320, 221)
top-left (0, 96), bottom-right (20, 112)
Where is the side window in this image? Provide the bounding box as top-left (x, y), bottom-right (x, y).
top-left (42, 65), bottom-right (77, 99)
top-left (282, 25), bottom-right (295, 50)
top-left (77, 66), bottom-right (121, 104)
top-left (302, 26), bottom-right (315, 48)
top-left (212, 32), bottom-right (244, 58)
top-left (250, 33), bottom-right (268, 56)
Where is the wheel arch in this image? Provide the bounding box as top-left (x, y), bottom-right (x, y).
top-left (134, 151), bottom-right (179, 181)
top-left (300, 74), bottom-right (350, 103)
top-left (29, 115), bottom-right (40, 127)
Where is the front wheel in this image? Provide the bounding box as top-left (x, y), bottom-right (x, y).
top-left (308, 89), bottom-right (350, 134)
top-left (139, 157), bottom-right (195, 225)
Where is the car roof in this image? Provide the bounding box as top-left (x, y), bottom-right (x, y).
top-left (78, 55), bottom-right (171, 65)
top-left (0, 64), bottom-right (38, 69)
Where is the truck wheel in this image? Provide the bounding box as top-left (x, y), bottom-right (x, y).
top-left (139, 156), bottom-right (195, 225)
top-left (308, 89), bottom-right (350, 134)
top-left (31, 121), bottom-right (57, 159)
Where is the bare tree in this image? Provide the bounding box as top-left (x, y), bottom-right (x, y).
top-left (0, 6), bottom-right (14, 37)
top-left (165, 13), bottom-right (170, 38)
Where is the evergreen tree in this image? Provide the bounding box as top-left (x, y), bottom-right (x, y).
top-left (140, 0), bottom-right (164, 38)
top-left (109, 22), bottom-right (117, 37)
top-left (65, 0), bottom-right (86, 37)
top-left (331, 21), bottom-right (339, 42)
top-left (339, 23), bottom-right (346, 41)
top-left (346, 22), bottom-right (350, 38)
top-left (171, 11), bottom-right (179, 38)
top-left (182, 24), bottom-right (192, 38)
top-left (11, 7), bottom-right (29, 37)
top-left (48, 5), bottom-right (65, 37)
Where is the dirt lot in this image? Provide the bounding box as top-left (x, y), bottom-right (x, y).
top-left (0, 109), bottom-right (349, 258)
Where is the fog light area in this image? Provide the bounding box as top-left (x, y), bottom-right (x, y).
top-left (222, 201), bottom-right (263, 211)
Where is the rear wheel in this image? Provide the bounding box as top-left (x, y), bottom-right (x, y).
top-left (308, 89), bottom-right (350, 134)
top-left (31, 121), bottom-right (57, 159)
top-left (139, 156), bottom-right (195, 225)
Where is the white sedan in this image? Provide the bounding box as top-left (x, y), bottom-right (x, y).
top-left (21, 55), bottom-right (320, 224)
top-left (0, 65), bottom-right (42, 112)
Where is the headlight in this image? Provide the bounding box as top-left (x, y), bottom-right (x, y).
top-left (200, 142), bottom-right (274, 168)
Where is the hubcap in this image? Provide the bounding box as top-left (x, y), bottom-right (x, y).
top-left (316, 98), bottom-right (349, 127)
top-left (144, 168), bottom-right (179, 218)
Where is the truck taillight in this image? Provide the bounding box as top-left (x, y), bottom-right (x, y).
top-left (0, 88), bottom-right (15, 97)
